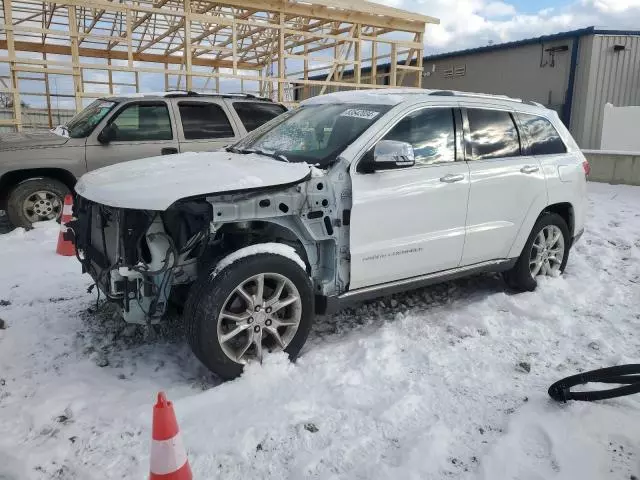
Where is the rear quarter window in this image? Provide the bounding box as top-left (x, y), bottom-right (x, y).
top-left (518, 113), bottom-right (567, 155)
top-left (233, 102), bottom-right (287, 132)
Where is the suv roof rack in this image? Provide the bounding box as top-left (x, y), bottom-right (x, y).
top-left (428, 90), bottom-right (543, 108)
top-left (163, 90), bottom-right (273, 102)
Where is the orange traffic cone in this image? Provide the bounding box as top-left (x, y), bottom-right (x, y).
top-left (56, 194), bottom-right (76, 257)
top-left (150, 392), bottom-right (193, 480)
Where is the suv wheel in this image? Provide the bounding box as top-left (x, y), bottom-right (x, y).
top-left (6, 178), bottom-right (70, 228)
top-left (503, 212), bottom-right (570, 292)
top-left (184, 251), bottom-right (314, 380)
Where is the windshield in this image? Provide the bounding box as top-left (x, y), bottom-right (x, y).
top-left (231, 103), bottom-right (392, 167)
top-left (66, 99), bottom-right (117, 138)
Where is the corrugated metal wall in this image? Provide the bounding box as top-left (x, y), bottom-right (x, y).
top-left (421, 40), bottom-right (573, 114)
top-left (568, 35), bottom-right (594, 148)
top-left (572, 34), bottom-right (640, 149)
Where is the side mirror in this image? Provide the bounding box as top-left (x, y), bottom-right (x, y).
top-left (97, 124), bottom-right (115, 144)
top-left (373, 140), bottom-right (415, 170)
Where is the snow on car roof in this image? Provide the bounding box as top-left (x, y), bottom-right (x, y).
top-left (300, 88), bottom-right (430, 106)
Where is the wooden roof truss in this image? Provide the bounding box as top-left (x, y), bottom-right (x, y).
top-left (0, 0), bottom-right (437, 130)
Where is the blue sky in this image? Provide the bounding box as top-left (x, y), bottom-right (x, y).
top-left (393, 0), bottom-right (640, 54)
top-left (509, 0), bottom-right (560, 13)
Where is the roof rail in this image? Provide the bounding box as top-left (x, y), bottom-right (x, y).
top-left (163, 91), bottom-right (273, 102)
top-left (429, 90), bottom-right (544, 108)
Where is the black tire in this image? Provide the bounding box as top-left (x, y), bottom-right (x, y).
top-left (6, 177), bottom-right (70, 229)
top-left (183, 252), bottom-right (314, 380)
top-left (503, 212), bottom-right (571, 292)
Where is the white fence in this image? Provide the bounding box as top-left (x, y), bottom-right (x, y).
top-left (0, 108), bottom-right (76, 133)
top-left (601, 103), bottom-right (640, 152)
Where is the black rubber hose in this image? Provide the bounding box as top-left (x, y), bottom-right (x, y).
top-left (548, 364), bottom-right (640, 402)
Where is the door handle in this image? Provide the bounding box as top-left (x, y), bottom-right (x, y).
top-left (440, 173), bottom-right (465, 183)
top-left (161, 147), bottom-right (178, 155)
top-left (520, 165), bottom-right (540, 174)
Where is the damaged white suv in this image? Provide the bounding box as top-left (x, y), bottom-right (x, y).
top-left (71, 89), bottom-right (588, 379)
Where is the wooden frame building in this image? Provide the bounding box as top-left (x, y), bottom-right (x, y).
top-left (0, 0), bottom-right (437, 131)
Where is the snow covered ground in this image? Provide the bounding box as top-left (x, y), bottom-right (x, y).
top-left (0, 182), bottom-right (639, 480)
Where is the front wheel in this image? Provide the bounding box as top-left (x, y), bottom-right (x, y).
top-left (183, 248), bottom-right (314, 380)
top-left (6, 177), bottom-right (70, 229)
top-left (503, 212), bottom-right (570, 292)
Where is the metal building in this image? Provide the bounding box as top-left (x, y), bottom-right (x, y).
top-left (304, 27), bottom-right (640, 149)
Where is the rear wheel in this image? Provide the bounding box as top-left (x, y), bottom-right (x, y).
top-left (6, 178), bottom-right (70, 228)
top-left (503, 212), bottom-right (570, 292)
top-left (183, 250), bottom-right (314, 380)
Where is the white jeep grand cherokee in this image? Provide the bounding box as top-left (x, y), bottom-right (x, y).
top-left (71, 89), bottom-right (588, 379)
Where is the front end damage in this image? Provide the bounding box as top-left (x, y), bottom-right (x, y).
top-left (71, 197), bottom-right (211, 324)
top-left (70, 165), bottom-right (352, 325)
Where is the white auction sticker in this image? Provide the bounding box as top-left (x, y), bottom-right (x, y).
top-left (339, 109), bottom-right (380, 120)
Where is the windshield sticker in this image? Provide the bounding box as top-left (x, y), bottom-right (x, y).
top-left (339, 109), bottom-right (380, 120)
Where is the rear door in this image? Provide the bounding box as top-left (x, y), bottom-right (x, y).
top-left (86, 101), bottom-right (179, 171)
top-left (173, 99), bottom-right (239, 152)
top-left (460, 106), bottom-right (547, 265)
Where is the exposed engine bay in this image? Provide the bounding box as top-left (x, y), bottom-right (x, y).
top-left (71, 197), bottom-right (212, 324)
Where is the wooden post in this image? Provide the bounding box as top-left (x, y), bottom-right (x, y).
top-left (68, 5), bottom-right (83, 112)
top-left (164, 62), bottom-right (169, 91)
top-left (3, 0), bottom-right (22, 131)
top-left (107, 57), bottom-right (113, 94)
top-left (416, 31), bottom-right (424, 88)
top-left (354, 24), bottom-right (361, 89)
top-left (303, 43), bottom-right (309, 99)
top-left (215, 67), bottom-right (220, 93)
top-left (126, 9), bottom-right (133, 68)
top-left (184, 0), bottom-right (193, 91)
top-left (390, 43), bottom-right (397, 87)
top-left (232, 17), bottom-right (238, 76)
top-left (371, 38), bottom-right (377, 86)
top-left (43, 52), bottom-right (53, 128)
top-left (277, 13), bottom-right (284, 102)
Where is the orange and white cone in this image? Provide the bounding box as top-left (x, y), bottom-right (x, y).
top-left (150, 392), bottom-right (193, 480)
top-left (56, 194), bottom-right (76, 257)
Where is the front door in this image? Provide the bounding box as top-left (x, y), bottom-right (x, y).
top-left (349, 106), bottom-right (470, 290)
top-left (86, 101), bottom-right (179, 171)
top-left (461, 106), bottom-right (548, 265)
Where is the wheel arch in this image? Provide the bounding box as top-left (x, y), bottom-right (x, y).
top-left (508, 199), bottom-right (575, 259)
top-left (543, 202), bottom-right (575, 238)
top-left (216, 219), bottom-right (317, 275)
top-left (0, 168), bottom-right (76, 209)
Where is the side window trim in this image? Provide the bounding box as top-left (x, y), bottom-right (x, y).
top-left (102, 100), bottom-right (174, 142)
top-left (354, 105), bottom-right (461, 173)
top-left (461, 107), bottom-right (523, 162)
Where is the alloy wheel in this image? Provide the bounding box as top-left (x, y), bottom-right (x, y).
top-left (22, 190), bottom-right (62, 223)
top-left (529, 225), bottom-right (565, 278)
top-left (216, 272), bottom-right (302, 364)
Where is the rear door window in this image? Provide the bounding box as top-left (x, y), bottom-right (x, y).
top-left (233, 102), bottom-right (287, 132)
top-left (518, 113), bottom-right (567, 155)
top-left (466, 108), bottom-right (521, 160)
top-left (178, 102), bottom-right (235, 140)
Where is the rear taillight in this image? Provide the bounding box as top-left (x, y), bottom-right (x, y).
top-left (582, 160), bottom-right (591, 177)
